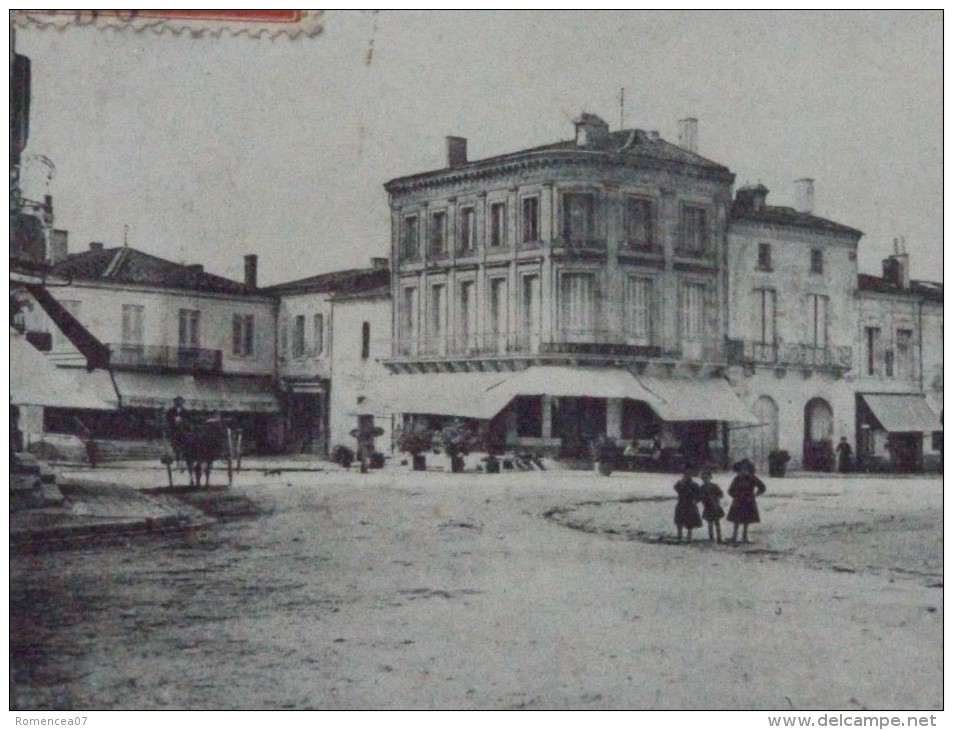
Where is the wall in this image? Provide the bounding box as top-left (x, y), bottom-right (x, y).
top-left (275, 291), bottom-right (332, 381)
top-left (853, 291), bottom-right (923, 395)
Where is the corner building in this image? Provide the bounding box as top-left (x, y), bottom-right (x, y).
top-left (382, 114), bottom-right (756, 462)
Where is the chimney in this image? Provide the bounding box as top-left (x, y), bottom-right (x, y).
top-left (49, 229), bottom-right (68, 264)
top-left (794, 178), bottom-right (815, 214)
top-left (678, 117), bottom-right (698, 153)
top-left (89, 242), bottom-right (104, 253)
top-left (370, 256), bottom-right (389, 271)
top-left (648, 130), bottom-right (661, 141)
top-left (573, 113), bottom-right (610, 147)
top-left (735, 184), bottom-right (769, 212)
top-left (446, 136), bottom-right (468, 167)
top-left (244, 254), bottom-right (258, 288)
top-left (883, 249), bottom-right (910, 290)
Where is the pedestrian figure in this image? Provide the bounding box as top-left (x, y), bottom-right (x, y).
top-left (165, 395), bottom-right (190, 469)
top-left (727, 458), bottom-right (767, 544)
top-left (698, 467), bottom-right (725, 543)
top-left (836, 436), bottom-right (853, 474)
top-left (673, 466), bottom-right (703, 543)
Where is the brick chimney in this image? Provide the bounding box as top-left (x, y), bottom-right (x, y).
top-left (678, 117), bottom-right (698, 153)
top-left (49, 229), bottom-right (68, 264)
top-left (446, 136), bottom-right (468, 167)
top-left (573, 113), bottom-right (610, 147)
top-left (794, 178), bottom-right (815, 214)
top-left (244, 254), bottom-right (258, 288)
top-left (89, 242), bottom-right (104, 253)
top-left (370, 256), bottom-right (389, 270)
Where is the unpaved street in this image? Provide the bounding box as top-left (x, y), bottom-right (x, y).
top-left (10, 468), bottom-right (942, 710)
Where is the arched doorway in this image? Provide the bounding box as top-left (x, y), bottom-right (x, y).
top-left (752, 396), bottom-right (779, 472)
top-left (803, 397), bottom-right (834, 471)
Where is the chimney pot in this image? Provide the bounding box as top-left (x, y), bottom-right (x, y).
top-left (89, 242), bottom-right (104, 253)
top-left (446, 136), bottom-right (468, 167)
top-left (370, 256), bottom-right (389, 271)
top-left (678, 117), bottom-right (698, 153)
top-left (244, 254), bottom-right (258, 288)
top-left (794, 178), bottom-right (815, 214)
top-left (573, 113), bottom-right (610, 147)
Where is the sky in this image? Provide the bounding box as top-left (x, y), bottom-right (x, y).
top-left (14, 10), bottom-right (943, 286)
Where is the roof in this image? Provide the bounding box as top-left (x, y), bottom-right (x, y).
top-left (857, 274), bottom-right (943, 302)
top-left (731, 203), bottom-right (863, 237)
top-left (265, 266), bottom-right (390, 296)
top-left (385, 128), bottom-right (733, 192)
top-left (51, 246), bottom-right (258, 295)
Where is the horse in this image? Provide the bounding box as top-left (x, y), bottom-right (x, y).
top-left (177, 416), bottom-right (234, 488)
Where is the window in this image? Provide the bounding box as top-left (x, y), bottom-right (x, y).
top-left (896, 329), bottom-right (914, 379)
top-left (488, 277), bottom-right (508, 352)
top-left (429, 283), bottom-right (446, 354)
top-left (458, 206), bottom-right (476, 253)
top-left (809, 294), bottom-right (827, 351)
top-left (884, 349), bottom-right (894, 377)
top-left (53, 300), bottom-right (81, 350)
top-left (402, 215), bottom-right (419, 258)
top-left (292, 315), bottom-right (306, 358)
top-left (624, 276), bottom-right (653, 345)
top-left (361, 322), bottom-right (370, 360)
top-left (560, 273), bottom-right (596, 339)
top-left (178, 309), bottom-right (200, 348)
top-left (755, 289), bottom-right (777, 348)
top-left (562, 193), bottom-right (596, 244)
top-left (624, 197), bottom-right (654, 249)
top-left (490, 202), bottom-right (506, 248)
top-left (520, 274), bottom-right (540, 351)
top-left (121, 304), bottom-right (144, 345)
top-left (231, 313), bottom-right (255, 356)
top-left (313, 313), bottom-right (324, 355)
top-left (279, 316), bottom-right (288, 356)
top-left (679, 282), bottom-right (706, 341)
top-left (430, 211), bottom-right (446, 256)
top-left (865, 326), bottom-right (881, 376)
top-left (457, 280), bottom-right (477, 352)
top-left (521, 196), bottom-right (539, 243)
top-left (680, 205), bottom-right (709, 253)
top-left (757, 243), bottom-right (772, 270)
top-left (810, 248), bottom-right (823, 274)
top-left (401, 286), bottom-right (418, 355)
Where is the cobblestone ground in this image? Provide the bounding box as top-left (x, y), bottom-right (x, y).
top-left (9, 468), bottom-right (942, 710)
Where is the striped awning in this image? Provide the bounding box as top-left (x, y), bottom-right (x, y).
top-left (860, 394), bottom-right (942, 433)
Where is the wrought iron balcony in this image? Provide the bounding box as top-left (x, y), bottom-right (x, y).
top-left (726, 339), bottom-right (852, 371)
top-left (108, 343), bottom-right (223, 373)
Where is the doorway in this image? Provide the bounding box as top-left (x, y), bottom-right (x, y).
top-left (803, 397), bottom-right (834, 471)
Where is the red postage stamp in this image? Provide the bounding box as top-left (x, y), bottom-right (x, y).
top-left (12, 9), bottom-right (324, 38)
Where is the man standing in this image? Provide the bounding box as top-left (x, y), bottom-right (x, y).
top-left (166, 396), bottom-right (190, 467)
top-left (836, 436), bottom-right (853, 473)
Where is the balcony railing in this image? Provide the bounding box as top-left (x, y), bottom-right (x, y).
top-left (108, 343), bottom-right (223, 373)
top-left (726, 339), bottom-right (852, 370)
top-left (552, 237), bottom-right (607, 252)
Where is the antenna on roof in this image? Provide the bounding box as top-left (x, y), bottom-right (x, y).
top-left (619, 87), bottom-right (625, 130)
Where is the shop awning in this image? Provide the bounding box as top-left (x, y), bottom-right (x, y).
top-left (637, 376), bottom-right (760, 424)
top-left (111, 372), bottom-right (279, 413)
top-left (10, 329), bottom-right (116, 410)
top-left (492, 365), bottom-right (663, 402)
top-left (860, 394), bottom-right (942, 433)
top-left (377, 372), bottom-right (514, 419)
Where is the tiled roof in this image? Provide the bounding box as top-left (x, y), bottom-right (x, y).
top-left (51, 247), bottom-right (257, 295)
top-left (731, 204), bottom-right (863, 237)
top-left (265, 266), bottom-right (390, 296)
top-left (858, 273), bottom-right (943, 302)
top-left (385, 128), bottom-right (732, 190)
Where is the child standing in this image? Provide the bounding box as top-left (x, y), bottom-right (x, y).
top-left (673, 466), bottom-right (703, 543)
top-left (727, 458), bottom-right (767, 544)
top-left (698, 467), bottom-right (725, 543)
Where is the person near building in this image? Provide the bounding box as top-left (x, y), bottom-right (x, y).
top-left (727, 458), bottom-right (767, 544)
top-left (836, 436), bottom-right (853, 473)
top-left (698, 467), bottom-right (725, 543)
top-left (673, 465), bottom-right (703, 543)
top-left (165, 396), bottom-right (190, 468)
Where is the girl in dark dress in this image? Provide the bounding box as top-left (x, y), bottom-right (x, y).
top-left (698, 467), bottom-right (725, 543)
top-left (727, 458), bottom-right (767, 544)
top-left (673, 466), bottom-right (703, 543)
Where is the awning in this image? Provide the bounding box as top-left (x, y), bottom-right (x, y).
top-left (637, 376), bottom-right (760, 424)
top-left (377, 372), bottom-right (514, 419)
top-left (860, 394), bottom-right (942, 433)
top-left (111, 372), bottom-right (279, 413)
top-left (493, 365), bottom-right (662, 402)
top-left (10, 329), bottom-right (116, 410)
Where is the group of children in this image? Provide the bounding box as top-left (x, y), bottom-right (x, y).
top-left (672, 458), bottom-right (767, 544)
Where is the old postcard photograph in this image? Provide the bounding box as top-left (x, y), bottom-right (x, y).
top-left (8, 10), bottom-right (943, 714)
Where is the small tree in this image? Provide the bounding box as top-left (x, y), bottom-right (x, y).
top-left (396, 423), bottom-right (433, 471)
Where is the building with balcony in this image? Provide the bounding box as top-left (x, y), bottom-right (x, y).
top-left (18, 243), bottom-right (281, 452)
top-left (265, 258), bottom-right (390, 456)
top-left (382, 114), bottom-right (757, 460)
top-left (726, 181), bottom-right (863, 470)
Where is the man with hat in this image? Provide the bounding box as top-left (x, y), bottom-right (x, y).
top-left (166, 396), bottom-right (190, 468)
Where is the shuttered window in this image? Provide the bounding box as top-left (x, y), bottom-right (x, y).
top-left (624, 276), bottom-right (652, 344)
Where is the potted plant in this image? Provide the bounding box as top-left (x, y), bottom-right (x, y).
top-left (591, 436), bottom-right (619, 476)
top-left (439, 419), bottom-right (483, 473)
top-left (331, 444), bottom-right (355, 469)
top-left (768, 449), bottom-right (791, 477)
top-left (397, 425), bottom-right (433, 471)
